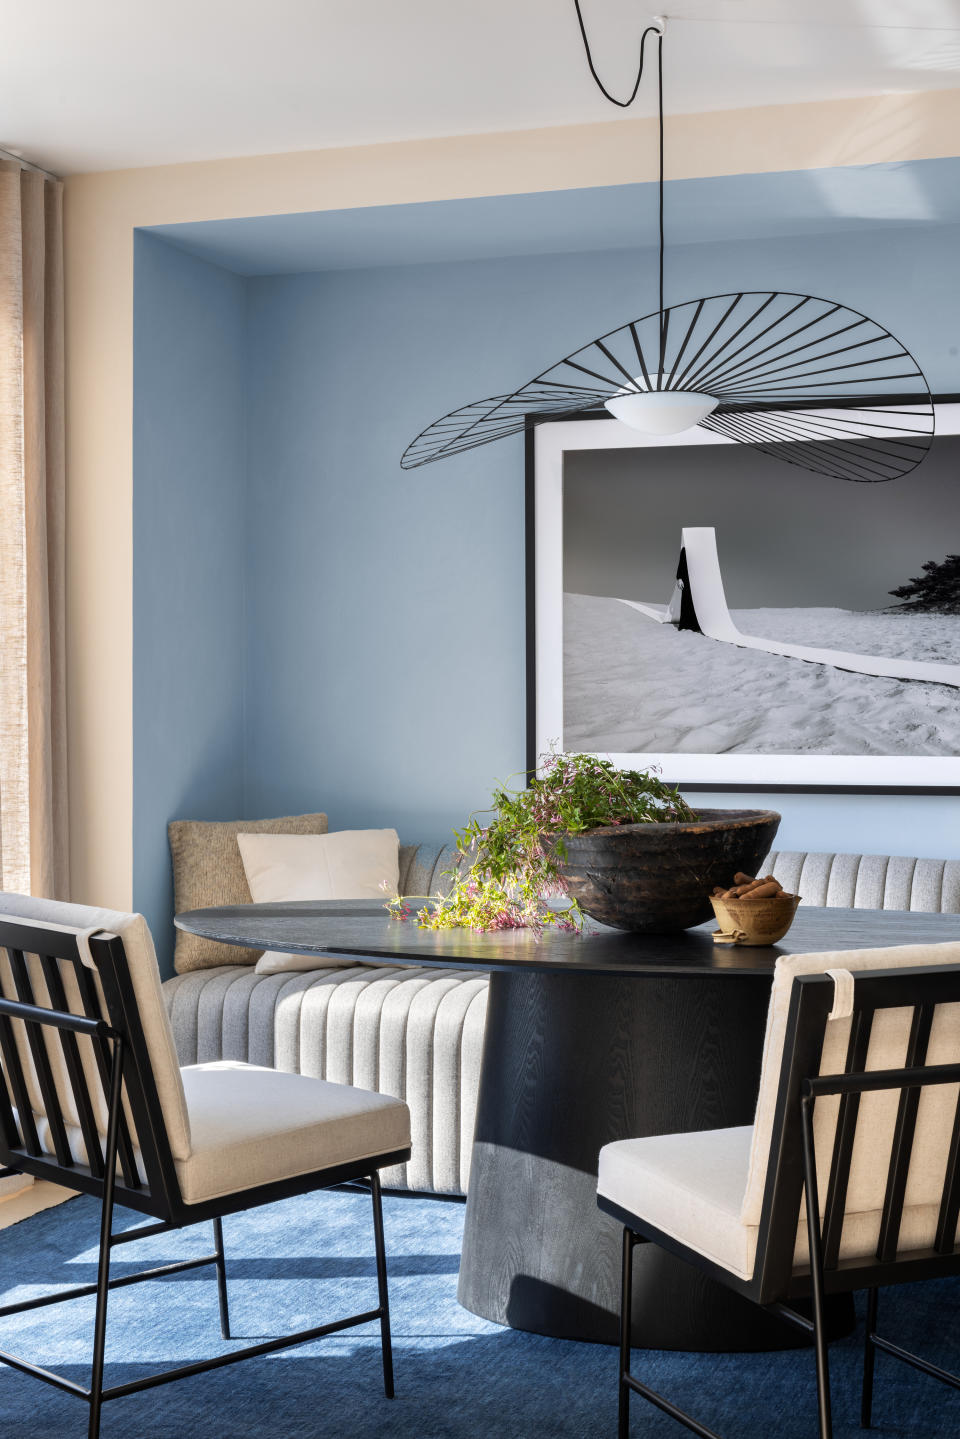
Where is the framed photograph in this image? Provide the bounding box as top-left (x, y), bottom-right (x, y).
top-left (528, 401), bottom-right (960, 792)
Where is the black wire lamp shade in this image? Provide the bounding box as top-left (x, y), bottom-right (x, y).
top-left (401, 290), bottom-right (934, 482)
top-left (401, 13), bottom-right (934, 483)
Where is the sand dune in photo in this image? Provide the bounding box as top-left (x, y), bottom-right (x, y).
top-left (563, 594), bottom-right (960, 756)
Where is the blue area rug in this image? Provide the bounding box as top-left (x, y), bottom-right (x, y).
top-left (1, 1188), bottom-right (959, 1438)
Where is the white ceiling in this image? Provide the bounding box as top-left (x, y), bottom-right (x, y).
top-left (4, 0), bottom-right (960, 176)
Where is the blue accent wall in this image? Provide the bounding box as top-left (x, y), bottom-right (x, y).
top-left (133, 189), bottom-right (960, 974)
top-left (242, 223), bottom-right (960, 851)
top-left (133, 233), bottom-right (247, 973)
top-left (242, 249), bottom-right (634, 836)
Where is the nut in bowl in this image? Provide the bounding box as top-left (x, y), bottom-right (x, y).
top-left (709, 872), bottom-right (801, 947)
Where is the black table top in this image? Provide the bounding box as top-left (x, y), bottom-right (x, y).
top-left (174, 900), bottom-right (960, 978)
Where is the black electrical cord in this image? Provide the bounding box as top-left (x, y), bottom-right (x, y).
top-left (657, 26), bottom-right (665, 380)
top-left (572, 3), bottom-right (661, 107)
top-left (572, 4), bottom-right (666, 378)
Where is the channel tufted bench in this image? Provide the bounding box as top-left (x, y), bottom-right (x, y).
top-left (162, 845), bottom-right (960, 1195)
top-left (765, 850), bottom-right (960, 913)
top-left (162, 843), bottom-right (482, 1194)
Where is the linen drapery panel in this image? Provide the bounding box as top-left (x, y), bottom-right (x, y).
top-left (0, 160), bottom-right (67, 898)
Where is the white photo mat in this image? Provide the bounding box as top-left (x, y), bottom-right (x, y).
top-left (532, 403), bottom-right (960, 791)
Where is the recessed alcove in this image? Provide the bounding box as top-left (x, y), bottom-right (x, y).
top-left (132, 158), bottom-right (960, 971)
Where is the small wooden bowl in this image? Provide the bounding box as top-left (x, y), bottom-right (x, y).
top-left (709, 891), bottom-right (801, 946)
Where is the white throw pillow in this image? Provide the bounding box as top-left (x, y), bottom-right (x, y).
top-left (237, 829), bottom-right (400, 975)
top-left (254, 950), bottom-right (364, 975)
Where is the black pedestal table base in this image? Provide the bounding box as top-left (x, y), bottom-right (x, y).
top-left (458, 968), bottom-right (854, 1350)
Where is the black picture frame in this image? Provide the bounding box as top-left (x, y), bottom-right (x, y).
top-left (524, 396), bottom-right (960, 795)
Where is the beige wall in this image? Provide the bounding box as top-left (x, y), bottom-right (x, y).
top-left (63, 87), bottom-right (960, 909)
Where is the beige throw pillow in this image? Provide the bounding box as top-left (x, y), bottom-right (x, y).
top-left (237, 829), bottom-right (399, 976)
top-left (169, 812), bottom-right (328, 973)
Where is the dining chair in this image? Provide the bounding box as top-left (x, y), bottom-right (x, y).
top-left (0, 894), bottom-right (411, 1439)
top-left (597, 941), bottom-right (960, 1439)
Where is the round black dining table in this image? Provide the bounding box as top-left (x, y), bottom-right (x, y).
top-left (175, 900), bottom-right (960, 1352)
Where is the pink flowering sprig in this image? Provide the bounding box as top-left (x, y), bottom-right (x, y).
top-left (386, 752), bottom-right (694, 936)
top-left (385, 894), bottom-right (414, 922)
top-left (394, 876), bottom-right (580, 937)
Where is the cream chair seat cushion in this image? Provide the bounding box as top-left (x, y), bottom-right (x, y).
top-left (598, 1126), bottom-right (944, 1282)
top-left (177, 1060), bottom-right (411, 1205)
top-left (16, 1062), bottom-right (411, 1206)
top-left (600, 1127), bottom-right (755, 1276)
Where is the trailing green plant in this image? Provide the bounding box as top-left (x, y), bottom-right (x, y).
top-left (387, 751), bottom-right (695, 934)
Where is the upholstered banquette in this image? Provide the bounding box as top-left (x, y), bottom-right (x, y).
top-left (163, 843), bottom-right (477, 1194)
top-left (162, 846), bottom-right (960, 1195)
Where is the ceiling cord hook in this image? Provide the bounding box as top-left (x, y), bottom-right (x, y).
top-left (571, 2), bottom-right (662, 108)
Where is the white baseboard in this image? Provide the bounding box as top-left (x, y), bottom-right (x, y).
top-left (0, 1171), bottom-right (33, 1199)
top-left (0, 1178), bottom-right (73, 1230)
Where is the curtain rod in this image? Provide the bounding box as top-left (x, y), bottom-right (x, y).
top-left (0, 147), bottom-right (60, 182)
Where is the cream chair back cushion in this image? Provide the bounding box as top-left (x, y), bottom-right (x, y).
top-left (0, 894), bottom-right (191, 1162)
top-left (742, 942), bottom-right (960, 1256)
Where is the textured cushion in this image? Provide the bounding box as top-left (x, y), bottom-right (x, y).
top-left (169, 812), bottom-right (328, 973)
top-left (163, 962), bottom-right (488, 1194)
top-left (598, 1126), bottom-right (949, 1282)
top-left (0, 895), bottom-right (192, 1163)
top-left (176, 1060), bottom-right (410, 1204)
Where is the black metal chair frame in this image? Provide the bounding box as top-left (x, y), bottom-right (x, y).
top-left (598, 964), bottom-right (960, 1439)
top-left (0, 916), bottom-right (411, 1439)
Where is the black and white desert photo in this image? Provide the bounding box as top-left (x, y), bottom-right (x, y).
top-left (562, 436), bottom-right (960, 759)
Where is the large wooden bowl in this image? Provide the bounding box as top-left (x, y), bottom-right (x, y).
top-left (557, 808), bottom-right (781, 933)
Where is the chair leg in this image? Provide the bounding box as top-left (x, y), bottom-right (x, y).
top-left (861, 1287), bottom-right (879, 1428)
top-left (370, 1171), bottom-right (394, 1399)
top-left (810, 1275), bottom-right (833, 1439)
top-left (618, 1228), bottom-right (635, 1439)
top-left (801, 1095), bottom-right (833, 1439)
top-left (213, 1217), bottom-right (231, 1339)
top-left (87, 1205), bottom-right (112, 1439)
top-left (88, 1037), bottom-right (124, 1439)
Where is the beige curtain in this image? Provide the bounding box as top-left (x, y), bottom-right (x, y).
top-left (0, 160), bottom-right (68, 898)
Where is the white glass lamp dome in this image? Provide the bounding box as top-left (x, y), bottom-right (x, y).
top-left (604, 372), bottom-right (718, 436)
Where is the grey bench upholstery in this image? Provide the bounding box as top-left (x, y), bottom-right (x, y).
top-left (163, 844), bottom-right (960, 1196)
top-left (766, 851), bottom-right (960, 914)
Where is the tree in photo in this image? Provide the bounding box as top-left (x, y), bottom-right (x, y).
top-left (889, 555), bottom-right (960, 614)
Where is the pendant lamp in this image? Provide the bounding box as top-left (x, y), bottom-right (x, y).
top-left (401, 12), bottom-right (934, 481)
